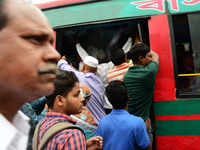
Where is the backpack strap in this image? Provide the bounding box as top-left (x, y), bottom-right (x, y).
top-left (33, 120), bottom-right (43, 150)
top-left (33, 120), bottom-right (86, 150)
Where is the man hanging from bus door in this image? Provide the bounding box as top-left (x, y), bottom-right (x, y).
top-left (123, 43), bottom-right (159, 143)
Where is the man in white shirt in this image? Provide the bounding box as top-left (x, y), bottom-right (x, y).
top-left (0, 0), bottom-right (60, 149)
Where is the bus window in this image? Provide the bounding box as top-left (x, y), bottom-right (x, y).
top-left (172, 13), bottom-right (200, 98)
top-left (55, 18), bottom-right (149, 66)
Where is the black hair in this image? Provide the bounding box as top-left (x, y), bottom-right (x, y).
top-left (106, 80), bottom-right (128, 109)
top-left (46, 70), bottom-right (79, 109)
top-left (129, 43), bottom-right (150, 63)
top-left (67, 57), bottom-right (79, 70)
top-left (97, 51), bottom-right (109, 64)
top-left (0, 0), bottom-right (8, 31)
top-left (110, 46), bottom-right (125, 65)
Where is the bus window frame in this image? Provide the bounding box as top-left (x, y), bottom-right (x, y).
top-left (168, 12), bottom-right (200, 99)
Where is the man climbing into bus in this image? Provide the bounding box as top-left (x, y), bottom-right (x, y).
top-left (73, 26), bottom-right (138, 114)
top-left (58, 55), bottom-right (106, 124)
top-left (123, 43), bottom-right (159, 143)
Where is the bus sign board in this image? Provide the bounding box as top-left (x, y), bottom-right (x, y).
top-left (131, 0), bottom-right (200, 13)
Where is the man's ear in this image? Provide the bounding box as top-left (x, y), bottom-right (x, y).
top-left (124, 57), bottom-right (127, 63)
top-left (94, 67), bottom-right (97, 73)
top-left (127, 95), bottom-right (130, 103)
top-left (81, 63), bottom-right (85, 72)
top-left (139, 55), bottom-right (143, 62)
top-left (55, 95), bottom-right (64, 107)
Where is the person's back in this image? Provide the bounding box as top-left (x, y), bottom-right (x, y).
top-left (123, 62), bottom-right (158, 120)
top-left (97, 110), bottom-right (149, 150)
top-left (123, 43), bottom-right (159, 121)
top-left (107, 46), bottom-right (133, 82)
top-left (95, 80), bottom-right (151, 150)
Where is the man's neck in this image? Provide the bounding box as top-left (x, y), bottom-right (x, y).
top-left (0, 104), bottom-right (20, 123)
top-left (0, 91), bottom-right (34, 123)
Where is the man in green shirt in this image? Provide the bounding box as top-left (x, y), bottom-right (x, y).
top-left (123, 43), bottom-right (159, 142)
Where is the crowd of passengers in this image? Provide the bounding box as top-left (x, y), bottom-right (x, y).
top-left (21, 25), bottom-right (159, 150)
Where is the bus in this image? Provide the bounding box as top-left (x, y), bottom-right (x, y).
top-left (37, 0), bottom-right (200, 149)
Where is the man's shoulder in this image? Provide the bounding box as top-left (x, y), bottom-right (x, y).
top-left (148, 61), bottom-right (159, 67)
top-left (128, 114), bottom-right (143, 123)
top-left (41, 120), bottom-right (85, 140)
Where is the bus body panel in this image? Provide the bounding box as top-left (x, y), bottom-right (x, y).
top-left (155, 99), bottom-right (200, 149)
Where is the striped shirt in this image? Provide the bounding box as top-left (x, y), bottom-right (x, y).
top-left (38, 112), bottom-right (86, 150)
top-left (107, 62), bottom-right (133, 82)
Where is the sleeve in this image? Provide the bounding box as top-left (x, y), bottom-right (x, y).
top-left (29, 96), bottom-right (46, 109)
top-left (20, 103), bottom-right (46, 128)
top-left (122, 37), bottom-right (133, 54)
top-left (60, 130), bottom-right (86, 150)
top-left (76, 43), bottom-right (89, 62)
top-left (106, 27), bottom-right (124, 59)
top-left (96, 62), bottom-right (114, 87)
top-left (57, 60), bottom-right (83, 79)
top-left (94, 122), bottom-right (101, 137)
top-left (146, 61), bottom-right (159, 79)
top-left (134, 119), bottom-right (150, 149)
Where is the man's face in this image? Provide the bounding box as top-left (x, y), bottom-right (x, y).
top-left (63, 82), bottom-right (84, 115)
top-left (142, 52), bottom-right (152, 66)
top-left (0, 1), bottom-right (60, 101)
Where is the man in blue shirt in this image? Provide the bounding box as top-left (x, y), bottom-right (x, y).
top-left (95, 80), bottom-right (151, 150)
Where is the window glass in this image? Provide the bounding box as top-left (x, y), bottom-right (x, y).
top-left (173, 13), bottom-right (200, 97)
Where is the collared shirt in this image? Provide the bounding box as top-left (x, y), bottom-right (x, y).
top-left (58, 60), bottom-right (106, 124)
top-left (38, 112), bottom-right (86, 150)
top-left (123, 61), bottom-right (159, 121)
top-left (0, 111), bottom-right (30, 150)
top-left (107, 62), bottom-right (133, 82)
top-left (95, 109), bottom-right (150, 150)
top-left (20, 97), bottom-right (47, 147)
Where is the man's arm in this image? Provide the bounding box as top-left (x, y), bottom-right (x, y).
top-left (142, 142), bottom-right (152, 150)
top-left (73, 35), bottom-right (89, 62)
top-left (58, 56), bottom-right (79, 72)
top-left (122, 26), bottom-right (139, 54)
top-left (150, 50), bottom-right (159, 65)
top-left (29, 96), bottom-right (46, 109)
top-left (135, 119), bottom-right (151, 150)
top-left (87, 136), bottom-right (103, 150)
top-left (106, 27), bottom-right (124, 58)
top-left (20, 102), bottom-right (47, 128)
